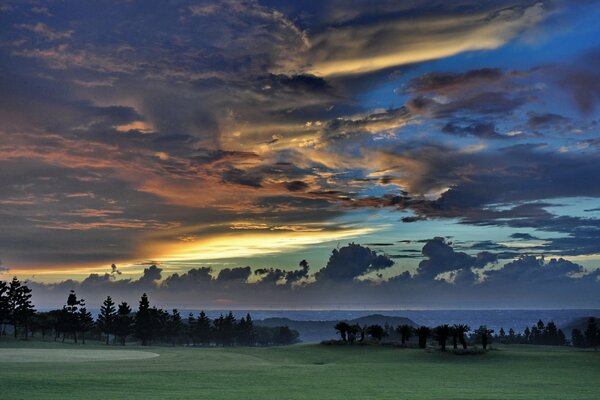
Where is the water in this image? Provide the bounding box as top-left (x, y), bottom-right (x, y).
top-left (175, 309), bottom-right (599, 333)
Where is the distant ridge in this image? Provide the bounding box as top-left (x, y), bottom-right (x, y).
top-left (255, 314), bottom-right (417, 342)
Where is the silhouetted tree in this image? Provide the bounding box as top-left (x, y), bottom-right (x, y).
top-left (454, 324), bottom-right (470, 349)
top-left (166, 309), bottom-right (182, 345)
top-left (237, 313), bottom-right (256, 346)
top-left (0, 280), bottom-right (8, 335)
top-left (196, 311), bottom-right (211, 346)
top-left (524, 326), bottom-right (531, 343)
top-left (476, 325), bottom-right (494, 350)
top-left (135, 293), bottom-right (152, 346)
top-left (366, 324), bottom-right (386, 342)
top-left (77, 299), bottom-right (94, 344)
top-left (572, 328), bottom-right (585, 348)
top-left (335, 321), bottom-right (350, 342)
top-left (114, 302), bottom-right (133, 345)
top-left (584, 317), bottom-right (598, 349)
top-left (433, 325), bottom-right (451, 351)
top-left (397, 324), bottom-right (413, 345)
top-left (63, 290), bottom-right (81, 343)
top-left (7, 277), bottom-right (35, 339)
top-left (97, 296), bottom-right (116, 345)
top-left (348, 324), bottom-right (361, 344)
top-left (416, 326), bottom-right (431, 349)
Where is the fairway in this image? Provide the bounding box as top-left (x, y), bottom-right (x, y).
top-left (0, 348), bottom-right (159, 363)
top-left (1, 341), bottom-right (599, 400)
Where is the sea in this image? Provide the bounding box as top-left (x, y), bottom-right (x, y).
top-left (175, 309), bottom-right (600, 333)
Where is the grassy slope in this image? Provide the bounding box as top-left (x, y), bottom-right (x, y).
top-left (0, 339), bottom-right (599, 400)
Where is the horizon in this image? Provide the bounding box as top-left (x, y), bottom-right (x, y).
top-left (2, 0), bottom-right (600, 309)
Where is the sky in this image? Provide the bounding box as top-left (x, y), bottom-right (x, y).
top-left (1, 0), bottom-right (600, 308)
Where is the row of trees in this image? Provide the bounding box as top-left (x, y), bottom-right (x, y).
top-left (0, 278), bottom-right (299, 347)
top-left (336, 318), bottom-right (600, 350)
top-left (495, 320), bottom-right (567, 346)
top-left (333, 322), bottom-right (495, 351)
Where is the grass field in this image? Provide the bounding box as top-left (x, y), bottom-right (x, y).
top-left (1, 339), bottom-right (599, 400)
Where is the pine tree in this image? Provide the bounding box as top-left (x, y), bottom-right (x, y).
top-left (114, 302), bottom-right (133, 346)
top-left (167, 309), bottom-right (182, 346)
top-left (0, 280), bottom-right (9, 335)
top-left (135, 293), bottom-right (152, 346)
top-left (7, 277), bottom-right (35, 339)
top-left (97, 296), bottom-right (117, 345)
top-left (77, 299), bottom-right (94, 344)
top-left (186, 313), bottom-right (196, 345)
top-left (64, 290), bottom-right (81, 343)
top-left (196, 311), bottom-right (211, 346)
top-left (572, 328), bottom-right (585, 347)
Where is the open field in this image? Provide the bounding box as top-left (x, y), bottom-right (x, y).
top-left (1, 339), bottom-right (599, 400)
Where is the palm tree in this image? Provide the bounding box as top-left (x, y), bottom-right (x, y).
top-left (334, 321), bottom-right (350, 342)
top-left (366, 324), bottom-right (386, 342)
top-left (347, 324), bottom-right (361, 344)
top-left (475, 325), bottom-right (494, 350)
top-left (453, 324), bottom-right (470, 349)
top-left (397, 324), bottom-right (413, 345)
top-left (433, 324), bottom-right (452, 351)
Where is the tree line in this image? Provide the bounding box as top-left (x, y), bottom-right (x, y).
top-left (333, 321), bottom-right (495, 351)
top-left (0, 277), bottom-right (298, 347)
top-left (333, 318), bottom-right (600, 351)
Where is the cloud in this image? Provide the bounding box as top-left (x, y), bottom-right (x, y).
top-left (17, 23), bottom-right (73, 41)
top-left (415, 237), bottom-right (496, 281)
top-left (314, 243), bottom-right (394, 281)
top-left (307, 3), bottom-right (547, 76)
top-left (15, 241), bottom-right (600, 309)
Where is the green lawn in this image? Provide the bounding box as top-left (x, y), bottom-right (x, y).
top-left (0, 338), bottom-right (598, 399)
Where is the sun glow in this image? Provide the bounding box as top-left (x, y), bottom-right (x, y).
top-left (149, 227), bottom-right (377, 262)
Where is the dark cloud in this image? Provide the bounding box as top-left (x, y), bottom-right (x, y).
top-left (405, 68), bottom-right (504, 94)
top-left (441, 121), bottom-right (507, 139)
top-left (216, 267), bottom-right (252, 282)
top-left (314, 243), bottom-right (394, 281)
top-left (510, 233), bottom-right (539, 240)
top-left (284, 180), bottom-right (309, 192)
top-left (527, 112), bottom-right (569, 128)
top-left (415, 237), bottom-right (496, 281)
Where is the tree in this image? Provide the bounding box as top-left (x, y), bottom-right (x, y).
top-left (397, 324), bottom-right (413, 345)
top-left (416, 326), bottom-right (431, 349)
top-left (584, 317), bottom-right (598, 349)
top-left (433, 325), bottom-right (451, 351)
top-left (114, 302), bottom-right (133, 345)
top-left (334, 321), bottom-right (350, 342)
top-left (572, 328), bottom-right (586, 348)
top-left (97, 296), bottom-right (116, 345)
top-left (135, 293), bottom-right (152, 346)
top-left (366, 324), bottom-right (386, 342)
top-left (476, 326), bottom-right (494, 350)
top-left (196, 311), bottom-right (211, 346)
top-left (454, 324), bottom-right (470, 349)
top-left (524, 326), bottom-right (531, 343)
top-left (63, 290), bottom-right (82, 343)
top-left (0, 280), bottom-right (8, 335)
top-left (347, 324), bottom-right (361, 344)
top-left (544, 321), bottom-right (559, 345)
top-left (237, 313), bottom-right (256, 346)
top-left (167, 309), bottom-right (183, 346)
top-left (7, 277), bottom-right (35, 339)
top-left (77, 299), bottom-right (94, 344)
